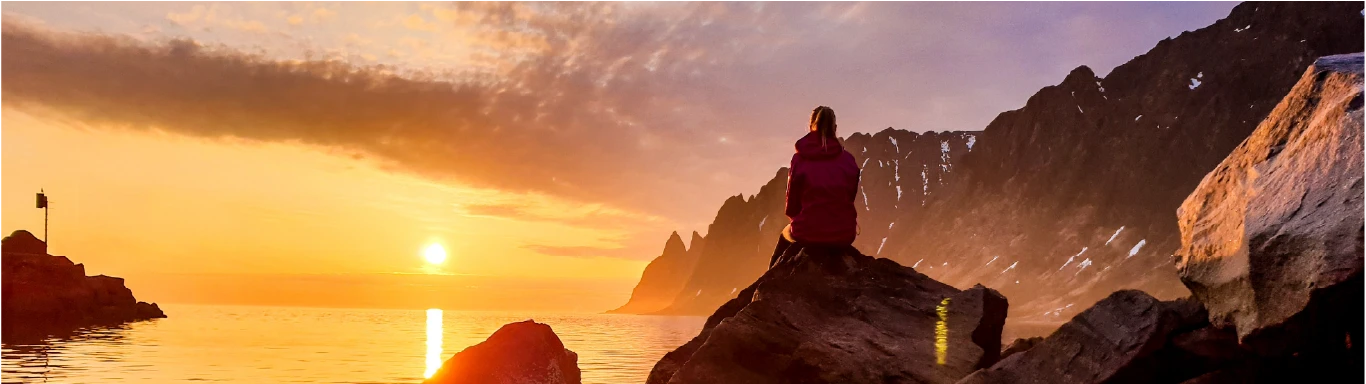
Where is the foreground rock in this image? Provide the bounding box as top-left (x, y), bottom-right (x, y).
top-left (648, 245), bottom-right (1007, 384)
top-left (1175, 52), bottom-right (1363, 375)
top-left (2, 230), bottom-right (166, 339)
top-left (425, 320), bottom-right (580, 384)
top-left (958, 290), bottom-right (1234, 384)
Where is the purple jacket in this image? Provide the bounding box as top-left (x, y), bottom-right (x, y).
top-left (785, 132), bottom-right (860, 245)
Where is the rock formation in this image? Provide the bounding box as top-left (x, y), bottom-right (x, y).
top-left (958, 291), bottom-right (1227, 384)
top-left (608, 232), bottom-right (703, 314)
top-left (998, 337), bottom-right (1042, 361)
top-left (425, 319), bottom-right (581, 384)
top-left (621, 130), bottom-right (979, 316)
top-left (2, 230), bottom-right (166, 339)
top-left (615, 3), bottom-right (1364, 324)
top-left (1175, 52), bottom-right (1363, 367)
top-left (647, 245), bottom-right (1007, 384)
top-left (956, 52), bottom-right (1364, 384)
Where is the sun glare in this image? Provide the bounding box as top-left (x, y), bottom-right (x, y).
top-left (422, 243), bottom-right (447, 265)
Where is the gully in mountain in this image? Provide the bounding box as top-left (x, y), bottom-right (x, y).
top-left (769, 106), bottom-right (862, 268)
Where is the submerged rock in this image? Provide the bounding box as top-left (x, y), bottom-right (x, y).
top-left (958, 290), bottom-right (1220, 384)
top-left (425, 320), bottom-right (580, 384)
top-left (648, 245), bottom-right (1007, 384)
top-left (2, 230), bottom-right (166, 339)
top-left (1175, 52), bottom-right (1364, 377)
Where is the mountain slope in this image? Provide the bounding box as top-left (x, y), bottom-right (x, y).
top-left (613, 2), bottom-right (1363, 322)
top-left (881, 1), bottom-right (1365, 324)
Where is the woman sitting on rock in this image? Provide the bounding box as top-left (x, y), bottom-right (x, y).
top-left (770, 106), bottom-right (861, 268)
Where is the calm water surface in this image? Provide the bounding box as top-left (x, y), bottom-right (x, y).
top-left (1, 304), bottom-right (704, 383)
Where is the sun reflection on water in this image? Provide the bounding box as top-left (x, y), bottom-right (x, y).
top-left (424, 308), bottom-right (444, 379)
top-left (935, 298), bottom-right (950, 365)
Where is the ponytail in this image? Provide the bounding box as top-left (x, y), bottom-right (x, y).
top-left (810, 106), bottom-right (837, 148)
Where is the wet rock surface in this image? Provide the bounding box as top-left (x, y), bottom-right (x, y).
top-left (648, 245), bottom-right (1007, 384)
top-left (2, 230), bottom-right (166, 340)
top-left (425, 320), bottom-right (581, 384)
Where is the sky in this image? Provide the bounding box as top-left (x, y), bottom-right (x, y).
top-left (0, 1), bottom-right (1237, 312)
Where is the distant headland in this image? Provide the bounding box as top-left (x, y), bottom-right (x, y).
top-left (2, 229), bottom-right (166, 341)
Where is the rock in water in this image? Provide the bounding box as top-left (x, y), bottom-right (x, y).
top-left (958, 290), bottom-right (1217, 384)
top-left (648, 245), bottom-right (1008, 384)
top-left (1175, 53), bottom-right (1364, 367)
top-left (425, 320), bottom-right (580, 384)
top-left (2, 230), bottom-right (166, 340)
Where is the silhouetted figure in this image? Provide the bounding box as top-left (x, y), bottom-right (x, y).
top-left (770, 106), bottom-right (860, 268)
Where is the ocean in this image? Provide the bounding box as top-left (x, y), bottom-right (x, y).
top-left (1, 303), bottom-right (705, 383)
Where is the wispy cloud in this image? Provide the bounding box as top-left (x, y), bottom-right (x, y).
top-left (0, 2), bottom-right (1238, 230)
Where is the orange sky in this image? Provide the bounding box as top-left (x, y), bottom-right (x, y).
top-left (2, 109), bottom-right (658, 311)
top-left (0, 2), bottom-right (1235, 311)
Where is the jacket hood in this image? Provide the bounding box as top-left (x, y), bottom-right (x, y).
top-left (795, 131), bottom-right (844, 159)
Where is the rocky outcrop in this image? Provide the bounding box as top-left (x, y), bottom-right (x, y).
top-left (958, 291), bottom-right (1228, 384)
top-left (624, 130), bottom-right (979, 316)
top-left (2, 230), bottom-right (166, 339)
top-left (425, 320), bottom-right (581, 384)
top-left (999, 337), bottom-right (1042, 361)
top-left (1175, 53), bottom-right (1363, 363)
top-left (877, 1), bottom-right (1365, 326)
top-left (647, 245), bottom-right (1007, 384)
top-left (608, 232), bottom-right (702, 314)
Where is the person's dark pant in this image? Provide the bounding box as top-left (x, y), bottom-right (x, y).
top-left (769, 234), bottom-right (794, 268)
top-left (768, 234), bottom-right (858, 269)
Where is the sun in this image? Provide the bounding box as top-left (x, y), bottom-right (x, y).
top-left (422, 243), bottom-right (447, 265)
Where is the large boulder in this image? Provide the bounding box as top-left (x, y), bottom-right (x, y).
top-left (425, 320), bottom-right (580, 384)
top-left (647, 245), bottom-right (1008, 384)
top-left (1174, 53), bottom-right (1363, 362)
top-left (957, 290), bottom-right (1225, 384)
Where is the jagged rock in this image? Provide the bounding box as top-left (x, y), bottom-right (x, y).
top-left (1, 229), bottom-right (46, 254)
top-left (425, 320), bottom-right (580, 384)
top-left (648, 245), bottom-right (1007, 384)
top-left (2, 230), bottom-right (166, 340)
top-left (608, 232), bottom-right (702, 314)
top-left (1000, 337), bottom-right (1042, 361)
top-left (1175, 53), bottom-right (1363, 371)
top-left (958, 290), bottom-right (1220, 384)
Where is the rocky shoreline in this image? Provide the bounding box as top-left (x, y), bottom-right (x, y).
top-left (432, 52), bottom-right (1363, 384)
top-left (2, 230), bottom-right (166, 340)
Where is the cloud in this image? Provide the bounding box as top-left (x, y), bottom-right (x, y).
top-left (0, 2), bottom-right (1238, 231)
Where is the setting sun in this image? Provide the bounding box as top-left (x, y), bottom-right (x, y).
top-left (423, 243), bottom-right (447, 265)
